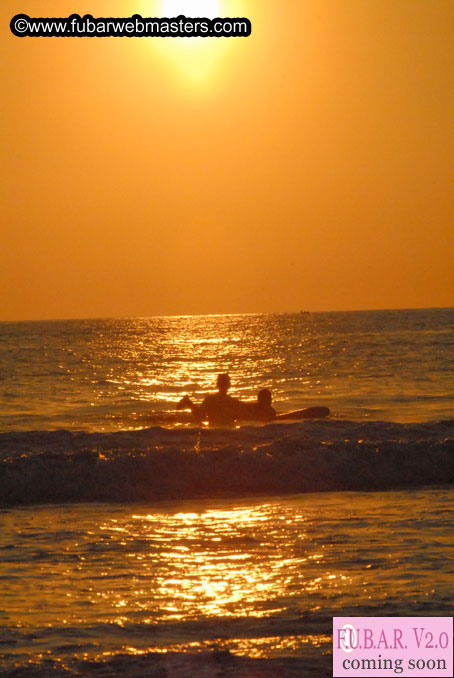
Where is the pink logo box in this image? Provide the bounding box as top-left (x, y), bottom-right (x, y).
top-left (333, 617), bottom-right (453, 677)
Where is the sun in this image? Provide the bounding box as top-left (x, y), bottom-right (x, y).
top-left (161, 0), bottom-right (220, 19)
top-left (139, 0), bottom-right (227, 85)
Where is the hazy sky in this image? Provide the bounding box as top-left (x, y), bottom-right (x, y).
top-left (2, 0), bottom-right (453, 320)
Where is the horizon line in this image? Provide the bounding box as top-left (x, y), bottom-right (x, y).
top-left (1, 306), bottom-right (453, 324)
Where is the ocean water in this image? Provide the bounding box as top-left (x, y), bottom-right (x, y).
top-left (1, 489), bottom-right (454, 677)
top-left (1, 309), bottom-right (453, 676)
top-left (1, 308), bottom-right (453, 432)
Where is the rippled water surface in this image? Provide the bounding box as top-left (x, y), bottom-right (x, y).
top-left (1, 309), bottom-right (453, 676)
top-left (1, 488), bottom-right (454, 670)
top-left (1, 308), bottom-right (453, 431)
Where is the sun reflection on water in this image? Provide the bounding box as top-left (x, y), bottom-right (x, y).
top-left (111, 632), bottom-right (333, 659)
top-left (3, 490), bottom-right (452, 664)
top-left (112, 503), bottom-right (351, 623)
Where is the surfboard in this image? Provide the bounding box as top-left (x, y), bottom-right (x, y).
top-left (275, 406), bottom-right (330, 421)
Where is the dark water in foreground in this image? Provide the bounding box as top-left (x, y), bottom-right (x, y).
top-left (1, 488), bottom-right (454, 677)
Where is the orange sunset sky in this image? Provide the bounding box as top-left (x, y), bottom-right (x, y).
top-left (1, 0), bottom-right (453, 320)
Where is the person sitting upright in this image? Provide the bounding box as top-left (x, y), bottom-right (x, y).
top-left (177, 373), bottom-right (242, 426)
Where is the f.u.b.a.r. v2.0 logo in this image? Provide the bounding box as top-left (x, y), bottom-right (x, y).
top-left (333, 617), bottom-right (453, 677)
top-left (338, 623), bottom-right (450, 652)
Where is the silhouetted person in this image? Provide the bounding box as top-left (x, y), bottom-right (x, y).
top-left (177, 374), bottom-right (242, 426)
top-left (178, 379), bottom-right (330, 425)
top-left (238, 388), bottom-right (276, 422)
top-left (239, 389), bottom-right (330, 422)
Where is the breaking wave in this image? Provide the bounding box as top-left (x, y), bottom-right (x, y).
top-left (1, 419), bottom-right (454, 507)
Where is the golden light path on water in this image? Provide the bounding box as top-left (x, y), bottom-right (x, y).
top-left (128, 507), bottom-right (329, 620)
top-left (3, 489), bottom-right (453, 664)
top-left (85, 315), bottom-right (298, 430)
top-left (6, 312), bottom-right (452, 433)
top-left (98, 502), bottom-right (346, 626)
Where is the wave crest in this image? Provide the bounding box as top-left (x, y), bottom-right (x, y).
top-left (1, 420), bottom-right (454, 506)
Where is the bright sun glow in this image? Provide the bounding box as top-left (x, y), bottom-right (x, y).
top-left (140, 0), bottom-right (228, 84)
top-left (161, 0), bottom-right (220, 19)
